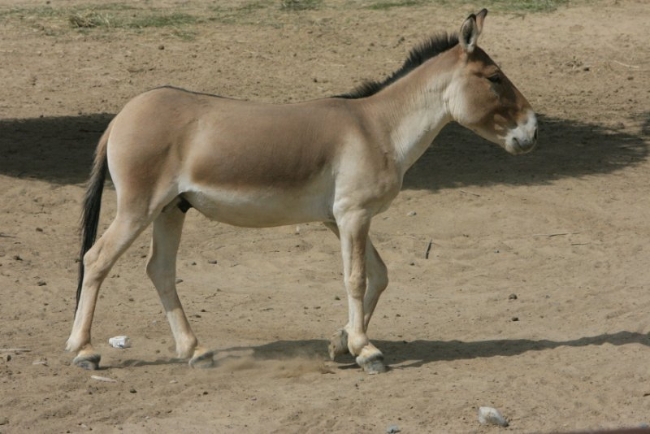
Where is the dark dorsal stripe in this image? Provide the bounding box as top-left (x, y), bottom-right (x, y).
top-left (337, 32), bottom-right (459, 100)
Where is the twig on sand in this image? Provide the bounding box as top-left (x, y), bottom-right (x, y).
top-left (0, 348), bottom-right (31, 353)
top-left (611, 60), bottom-right (640, 69)
top-left (459, 189), bottom-right (481, 197)
top-left (424, 240), bottom-right (433, 259)
top-left (533, 232), bottom-right (577, 238)
top-left (91, 375), bottom-right (118, 383)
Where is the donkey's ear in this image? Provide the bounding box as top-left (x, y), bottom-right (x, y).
top-left (459, 9), bottom-right (487, 54)
top-left (475, 8), bottom-right (488, 34)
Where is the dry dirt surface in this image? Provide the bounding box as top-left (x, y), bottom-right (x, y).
top-left (1, 0), bottom-right (650, 433)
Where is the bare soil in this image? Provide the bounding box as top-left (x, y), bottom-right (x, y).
top-left (1, 1), bottom-right (649, 433)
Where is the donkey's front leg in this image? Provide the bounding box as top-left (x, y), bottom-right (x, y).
top-left (327, 229), bottom-right (389, 364)
top-left (335, 212), bottom-right (386, 374)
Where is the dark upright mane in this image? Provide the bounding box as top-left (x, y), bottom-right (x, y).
top-left (336, 32), bottom-right (459, 99)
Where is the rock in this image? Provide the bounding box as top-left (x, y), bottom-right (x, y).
top-left (108, 336), bottom-right (131, 349)
top-left (478, 406), bottom-right (509, 427)
top-left (386, 425), bottom-right (401, 434)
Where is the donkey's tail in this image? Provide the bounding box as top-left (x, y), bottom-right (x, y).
top-left (75, 120), bottom-right (113, 313)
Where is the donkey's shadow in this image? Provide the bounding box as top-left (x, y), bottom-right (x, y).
top-left (112, 330), bottom-right (649, 370)
top-left (226, 330), bottom-right (650, 369)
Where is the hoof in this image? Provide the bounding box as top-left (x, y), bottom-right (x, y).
top-left (189, 350), bottom-right (214, 369)
top-left (356, 352), bottom-right (387, 375)
top-left (73, 353), bottom-right (101, 370)
top-left (328, 329), bottom-right (349, 360)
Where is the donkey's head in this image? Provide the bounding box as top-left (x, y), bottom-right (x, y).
top-left (446, 9), bottom-right (537, 155)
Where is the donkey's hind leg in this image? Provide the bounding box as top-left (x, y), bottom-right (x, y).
top-left (67, 214), bottom-right (152, 369)
top-left (147, 205), bottom-right (213, 368)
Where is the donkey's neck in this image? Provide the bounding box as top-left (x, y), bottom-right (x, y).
top-left (362, 54), bottom-right (455, 177)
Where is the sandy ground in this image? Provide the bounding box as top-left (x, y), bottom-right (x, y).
top-left (1, 0), bottom-right (650, 433)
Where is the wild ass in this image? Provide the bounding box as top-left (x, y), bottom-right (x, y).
top-left (67, 9), bottom-right (538, 374)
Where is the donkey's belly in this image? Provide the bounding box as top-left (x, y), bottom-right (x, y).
top-left (183, 185), bottom-right (333, 228)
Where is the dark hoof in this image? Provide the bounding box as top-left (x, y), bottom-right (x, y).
top-left (73, 353), bottom-right (101, 370)
top-left (357, 353), bottom-right (387, 375)
top-left (189, 351), bottom-right (214, 369)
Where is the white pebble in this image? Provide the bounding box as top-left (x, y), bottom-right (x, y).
top-left (478, 406), bottom-right (509, 427)
top-left (108, 336), bottom-right (131, 349)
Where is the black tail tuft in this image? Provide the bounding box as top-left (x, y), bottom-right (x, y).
top-left (75, 129), bottom-right (110, 314)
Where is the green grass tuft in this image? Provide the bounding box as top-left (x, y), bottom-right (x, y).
top-left (366, 0), bottom-right (423, 10)
top-left (69, 11), bottom-right (111, 28)
top-left (364, 0), bottom-right (568, 13)
top-left (125, 13), bottom-right (198, 29)
top-left (280, 0), bottom-right (323, 11)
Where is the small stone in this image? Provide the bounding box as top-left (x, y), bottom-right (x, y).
top-left (208, 260), bottom-right (217, 264)
top-left (407, 211), bottom-right (416, 216)
top-left (386, 425), bottom-right (401, 434)
top-left (334, 295), bottom-right (340, 301)
top-left (129, 388), bottom-right (137, 394)
top-left (512, 316), bottom-right (519, 322)
top-left (478, 406), bottom-right (508, 427)
top-left (37, 280), bottom-right (47, 286)
top-left (508, 293), bottom-right (518, 300)
top-left (158, 44), bottom-right (165, 50)
top-left (176, 278), bottom-right (183, 284)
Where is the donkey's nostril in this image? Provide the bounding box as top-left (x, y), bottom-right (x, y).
top-left (533, 127), bottom-right (538, 142)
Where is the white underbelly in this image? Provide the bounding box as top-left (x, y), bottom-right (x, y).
top-left (182, 183), bottom-right (333, 228)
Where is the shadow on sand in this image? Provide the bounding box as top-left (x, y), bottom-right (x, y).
top-left (108, 330), bottom-right (649, 370)
top-left (0, 112), bottom-right (648, 189)
top-left (222, 330), bottom-right (650, 370)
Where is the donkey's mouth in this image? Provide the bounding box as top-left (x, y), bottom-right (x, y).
top-left (505, 111), bottom-right (538, 155)
top-left (506, 136), bottom-right (537, 155)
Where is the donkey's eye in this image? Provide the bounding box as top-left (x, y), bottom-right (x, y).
top-left (487, 74), bottom-right (502, 85)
